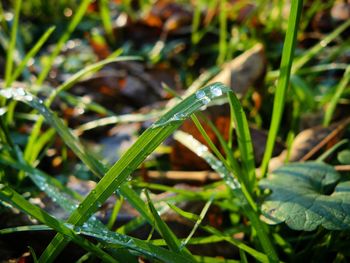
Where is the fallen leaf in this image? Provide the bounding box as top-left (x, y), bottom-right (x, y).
top-left (209, 43), bottom-right (266, 96)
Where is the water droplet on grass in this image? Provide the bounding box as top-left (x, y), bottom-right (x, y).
top-left (195, 90), bottom-right (206, 99)
top-left (201, 96), bottom-right (210, 105)
top-left (210, 85), bottom-right (223, 97)
top-left (1, 89), bottom-right (13, 99)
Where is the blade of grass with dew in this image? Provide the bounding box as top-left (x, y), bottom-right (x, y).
top-left (2, 145), bottom-right (187, 260)
top-left (323, 66), bottom-right (350, 126)
top-left (35, 0), bottom-right (92, 85)
top-left (198, 112), bottom-right (240, 172)
top-left (261, 0), bottom-right (303, 177)
top-left (174, 130), bottom-right (278, 261)
top-left (4, 0), bottom-right (21, 88)
top-left (9, 26), bottom-right (56, 84)
top-left (0, 184), bottom-right (118, 263)
top-left (0, 184), bottom-right (192, 263)
top-left (76, 227), bottom-right (193, 263)
top-left (0, 152), bottom-right (179, 262)
top-left (145, 191), bottom-right (194, 259)
top-left (2, 83), bottom-right (228, 262)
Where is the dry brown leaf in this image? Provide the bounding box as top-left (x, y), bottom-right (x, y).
top-left (209, 43), bottom-right (266, 96)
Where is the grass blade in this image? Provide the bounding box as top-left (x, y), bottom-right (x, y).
top-left (260, 0), bottom-right (303, 176)
top-left (0, 184), bottom-right (117, 263)
top-left (36, 0), bottom-right (92, 85)
top-left (145, 191), bottom-right (194, 258)
top-left (4, 0), bottom-right (22, 87)
top-left (9, 26), bottom-right (56, 84)
top-left (323, 66), bottom-right (350, 126)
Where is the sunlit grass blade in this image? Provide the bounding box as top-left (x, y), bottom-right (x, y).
top-left (9, 26), bottom-right (56, 84)
top-left (99, 0), bottom-right (114, 43)
top-left (36, 0), bottom-right (92, 85)
top-left (0, 225), bottom-right (52, 234)
top-left (4, 0), bottom-right (22, 88)
top-left (0, 184), bottom-right (117, 263)
top-left (323, 66), bottom-right (350, 126)
top-left (260, 0), bottom-right (303, 177)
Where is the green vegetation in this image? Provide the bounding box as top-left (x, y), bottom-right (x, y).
top-left (1, 0), bottom-right (350, 262)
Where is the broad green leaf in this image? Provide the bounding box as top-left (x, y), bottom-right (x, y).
top-left (260, 162), bottom-right (350, 231)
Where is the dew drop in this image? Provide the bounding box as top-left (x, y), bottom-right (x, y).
top-left (195, 90), bottom-right (206, 99)
top-left (1, 89), bottom-right (13, 99)
top-left (210, 85), bottom-right (223, 97)
top-left (173, 112), bottom-right (186, 120)
top-left (201, 96), bottom-right (210, 105)
top-left (24, 95), bottom-right (33, 101)
top-left (16, 88), bottom-right (26, 97)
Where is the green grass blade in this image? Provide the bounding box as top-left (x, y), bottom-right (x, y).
top-left (217, 0), bottom-right (227, 64)
top-left (4, 0), bottom-right (22, 87)
top-left (36, 0), bottom-right (92, 85)
top-left (168, 203), bottom-right (268, 262)
top-left (0, 225), bottom-right (52, 234)
top-left (99, 0), bottom-right (114, 43)
top-left (9, 26), bottom-right (56, 84)
top-left (180, 197), bottom-right (213, 248)
top-left (46, 55), bottom-right (138, 106)
top-left (323, 66), bottom-right (350, 126)
top-left (292, 19), bottom-right (350, 73)
top-left (227, 92), bottom-right (256, 192)
top-left (260, 0), bottom-right (303, 176)
top-left (0, 184), bottom-right (118, 263)
top-left (145, 191), bottom-right (194, 258)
